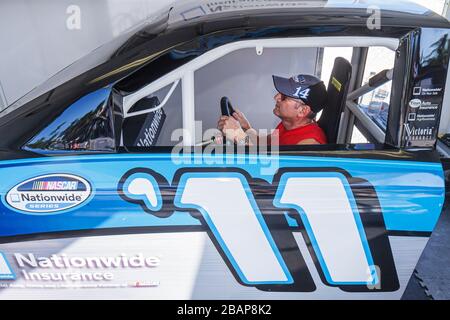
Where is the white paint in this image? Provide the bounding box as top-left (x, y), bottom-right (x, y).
top-left (180, 176), bottom-right (288, 283)
top-left (182, 72), bottom-right (196, 146)
top-left (0, 234), bottom-right (429, 299)
top-left (279, 177), bottom-right (373, 283)
top-left (127, 178), bottom-right (158, 207)
top-left (125, 79), bottom-right (180, 118)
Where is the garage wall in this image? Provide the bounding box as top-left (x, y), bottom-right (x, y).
top-left (0, 0), bottom-right (172, 108)
top-left (0, 81), bottom-right (6, 111)
top-left (194, 47), bottom-right (320, 133)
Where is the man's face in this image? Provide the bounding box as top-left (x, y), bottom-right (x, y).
top-left (273, 92), bottom-right (308, 120)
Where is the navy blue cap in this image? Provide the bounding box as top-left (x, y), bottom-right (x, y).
top-left (272, 74), bottom-right (327, 113)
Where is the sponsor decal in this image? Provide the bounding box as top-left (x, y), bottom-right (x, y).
top-left (409, 99), bottom-right (421, 109)
top-left (421, 87), bottom-right (442, 96)
top-left (0, 253), bottom-right (16, 280)
top-left (419, 101), bottom-right (439, 110)
top-left (123, 107), bottom-right (166, 147)
top-left (404, 85), bottom-right (443, 147)
top-left (0, 252), bottom-right (160, 289)
top-left (136, 108), bottom-right (166, 147)
top-left (404, 123), bottom-right (434, 139)
top-left (4, 174), bottom-right (92, 214)
top-left (205, 0), bottom-right (327, 13)
top-left (407, 113), bottom-right (416, 121)
top-left (180, 6), bottom-right (206, 21)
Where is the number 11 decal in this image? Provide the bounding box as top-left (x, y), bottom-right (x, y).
top-left (120, 167), bottom-right (399, 292)
top-left (274, 172), bottom-right (378, 286)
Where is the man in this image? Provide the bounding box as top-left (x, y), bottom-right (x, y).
top-left (217, 74), bottom-right (328, 145)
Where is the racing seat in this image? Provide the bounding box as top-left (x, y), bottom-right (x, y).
top-left (317, 57), bottom-right (352, 144)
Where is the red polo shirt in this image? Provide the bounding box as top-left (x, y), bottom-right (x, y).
top-left (272, 122), bottom-right (327, 145)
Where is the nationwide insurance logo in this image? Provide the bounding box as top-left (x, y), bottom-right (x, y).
top-left (0, 252), bottom-right (160, 289)
top-left (0, 253), bottom-right (16, 280)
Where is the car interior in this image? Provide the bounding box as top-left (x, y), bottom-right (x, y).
top-left (119, 44), bottom-right (392, 150)
top-left (22, 42), bottom-right (401, 154)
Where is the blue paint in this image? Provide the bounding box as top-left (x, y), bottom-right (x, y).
top-left (0, 153), bottom-right (444, 237)
top-left (0, 252), bottom-right (16, 280)
top-left (284, 213), bottom-right (299, 227)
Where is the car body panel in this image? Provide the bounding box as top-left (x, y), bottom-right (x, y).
top-left (0, 150), bottom-right (444, 298)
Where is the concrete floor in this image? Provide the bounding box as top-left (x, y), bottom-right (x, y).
top-left (402, 203), bottom-right (450, 299)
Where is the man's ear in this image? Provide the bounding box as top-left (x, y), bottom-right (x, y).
top-left (298, 104), bottom-right (311, 118)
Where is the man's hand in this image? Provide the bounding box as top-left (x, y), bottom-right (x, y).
top-left (217, 115), bottom-right (246, 142)
top-left (232, 109), bottom-right (251, 131)
top-left (218, 115), bottom-right (240, 131)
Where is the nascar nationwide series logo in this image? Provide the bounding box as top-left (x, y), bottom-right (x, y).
top-left (4, 174), bottom-right (92, 214)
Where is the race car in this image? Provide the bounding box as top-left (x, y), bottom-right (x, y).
top-left (0, 0), bottom-right (449, 299)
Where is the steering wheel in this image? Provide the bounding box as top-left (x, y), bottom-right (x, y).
top-left (194, 96), bottom-right (237, 146)
top-left (195, 97), bottom-right (234, 146)
top-left (220, 96), bottom-right (237, 145)
top-left (220, 96), bottom-right (236, 117)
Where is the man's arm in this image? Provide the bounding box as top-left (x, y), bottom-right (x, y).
top-left (242, 128), bottom-right (270, 145)
top-left (219, 109), bottom-right (276, 146)
top-left (296, 138), bottom-right (320, 145)
top-left (232, 109), bottom-right (277, 146)
top-left (232, 110), bottom-right (251, 131)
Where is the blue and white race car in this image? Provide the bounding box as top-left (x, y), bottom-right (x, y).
top-left (0, 0), bottom-right (449, 299)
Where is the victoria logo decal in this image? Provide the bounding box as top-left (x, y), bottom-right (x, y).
top-left (4, 174), bottom-right (92, 215)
